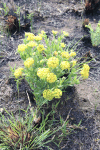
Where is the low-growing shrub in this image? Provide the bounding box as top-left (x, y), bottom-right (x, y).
top-left (12, 30), bottom-right (90, 107)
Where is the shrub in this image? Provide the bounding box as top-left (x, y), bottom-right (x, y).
top-left (12, 30), bottom-right (90, 107)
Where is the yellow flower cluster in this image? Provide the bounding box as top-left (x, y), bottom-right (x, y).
top-left (52, 30), bottom-right (58, 35)
top-left (18, 44), bottom-right (27, 52)
top-left (25, 33), bottom-right (35, 41)
top-left (63, 31), bottom-right (69, 37)
top-left (43, 89), bottom-right (54, 100)
top-left (34, 36), bottom-right (42, 41)
top-left (37, 44), bottom-right (45, 53)
top-left (53, 89), bottom-right (62, 98)
top-left (60, 61), bottom-right (70, 70)
top-left (80, 64), bottom-right (90, 79)
top-left (46, 73), bottom-right (57, 83)
top-left (70, 51), bottom-right (76, 57)
top-left (24, 58), bottom-right (34, 68)
top-left (25, 32), bottom-right (34, 37)
top-left (14, 67), bottom-right (23, 78)
top-left (47, 57), bottom-right (59, 69)
top-left (37, 68), bottom-right (50, 79)
top-left (61, 43), bottom-right (66, 48)
top-left (61, 51), bottom-right (70, 59)
top-left (27, 41), bottom-right (37, 47)
top-left (43, 88), bottom-right (62, 100)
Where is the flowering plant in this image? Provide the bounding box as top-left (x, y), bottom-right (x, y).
top-left (13, 30), bottom-right (90, 107)
top-left (85, 21), bottom-right (100, 46)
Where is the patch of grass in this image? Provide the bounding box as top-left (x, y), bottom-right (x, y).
top-left (0, 107), bottom-right (76, 150)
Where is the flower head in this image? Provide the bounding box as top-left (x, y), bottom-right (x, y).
top-left (61, 43), bottom-right (66, 48)
top-left (25, 32), bottom-right (34, 37)
top-left (52, 30), bottom-right (58, 35)
top-left (83, 64), bottom-right (90, 71)
top-left (27, 41), bottom-right (37, 47)
top-left (46, 73), bottom-right (57, 83)
top-left (34, 36), bottom-right (42, 41)
top-left (14, 67), bottom-right (23, 78)
top-left (80, 70), bottom-right (89, 79)
top-left (70, 51), bottom-right (76, 57)
top-left (53, 89), bottom-right (62, 99)
top-left (80, 64), bottom-right (90, 79)
top-left (37, 44), bottom-right (45, 53)
top-left (61, 51), bottom-right (70, 59)
top-left (63, 31), bottom-right (69, 36)
top-left (43, 89), bottom-right (54, 100)
top-left (18, 44), bottom-right (27, 52)
top-left (27, 33), bottom-right (35, 41)
top-left (60, 61), bottom-right (70, 70)
top-left (24, 58), bottom-right (34, 68)
top-left (41, 30), bottom-right (45, 34)
top-left (37, 68), bottom-right (50, 79)
top-left (47, 57), bottom-right (59, 69)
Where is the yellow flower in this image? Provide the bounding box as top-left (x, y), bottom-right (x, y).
top-left (18, 44), bottom-right (27, 52)
top-left (14, 68), bottom-right (23, 78)
top-left (47, 57), bottom-right (59, 69)
top-left (54, 51), bottom-right (58, 56)
top-left (41, 30), bottom-right (45, 34)
top-left (27, 41), bottom-right (37, 47)
top-left (80, 64), bottom-right (90, 79)
top-left (46, 73), bottom-right (57, 83)
top-left (61, 43), bottom-right (66, 48)
top-left (52, 30), bottom-right (58, 35)
top-left (63, 31), bottom-right (69, 36)
top-left (83, 64), bottom-right (90, 71)
top-left (37, 44), bottom-right (45, 53)
top-left (60, 61), bottom-right (70, 70)
top-left (24, 58), bottom-right (34, 68)
top-left (37, 68), bottom-right (50, 79)
top-left (70, 51), bottom-right (76, 57)
top-left (80, 70), bottom-right (89, 79)
top-left (34, 36), bottom-right (42, 41)
top-left (27, 33), bottom-right (35, 41)
top-left (61, 51), bottom-right (70, 59)
top-left (43, 89), bottom-right (54, 100)
top-left (72, 60), bottom-right (76, 67)
top-left (25, 32), bottom-right (34, 37)
top-left (53, 89), bottom-right (62, 99)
